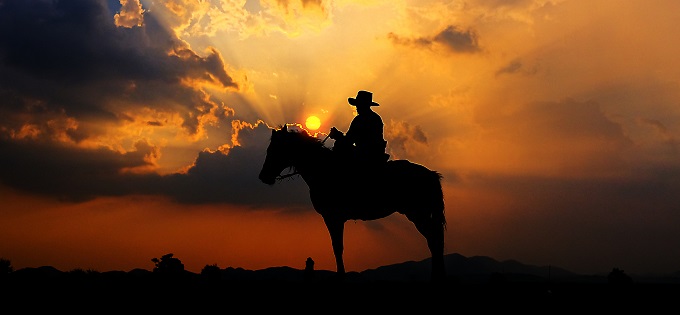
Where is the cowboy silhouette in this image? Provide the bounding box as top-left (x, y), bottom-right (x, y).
top-left (329, 90), bottom-right (389, 168)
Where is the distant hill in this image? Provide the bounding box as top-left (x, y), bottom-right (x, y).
top-left (357, 253), bottom-right (578, 283)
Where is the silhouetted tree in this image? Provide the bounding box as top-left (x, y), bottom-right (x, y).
top-left (0, 258), bottom-right (12, 277)
top-left (608, 268), bottom-right (633, 285)
top-left (67, 268), bottom-right (99, 281)
top-left (201, 264), bottom-right (221, 281)
top-left (151, 253), bottom-right (184, 274)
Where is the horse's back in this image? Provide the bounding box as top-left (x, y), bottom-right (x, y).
top-left (382, 160), bottom-right (442, 198)
top-left (379, 159), bottom-right (445, 224)
top-left (385, 159), bottom-right (441, 180)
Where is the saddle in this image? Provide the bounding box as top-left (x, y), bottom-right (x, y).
top-left (331, 150), bottom-right (388, 185)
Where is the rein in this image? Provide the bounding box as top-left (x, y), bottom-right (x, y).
top-left (276, 171), bottom-right (299, 181)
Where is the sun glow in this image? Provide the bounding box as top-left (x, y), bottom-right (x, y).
top-left (305, 115), bottom-right (321, 130)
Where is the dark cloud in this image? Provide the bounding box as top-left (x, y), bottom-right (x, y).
top-left (433, 26), bottom-right (481, 53)
top-left (388, 25), bottom-right (481, 54)
top-left (0, 122), bottom-right (311, 209)
top-left (159, 122), bottom-right (310, 208)
top-left (0, 0), bottom-right (237, 136)
top-left (495, 58), bottom-right (540, 77)
top-left (495, 59), bottom-right (523, 76)
top-left (0, 136), bottom-right (159, 202)
top-left (164, 143), bottom-right (310, 208)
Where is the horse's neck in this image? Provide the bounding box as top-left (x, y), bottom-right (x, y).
top-left (294, 147), bottom-right (332, 187)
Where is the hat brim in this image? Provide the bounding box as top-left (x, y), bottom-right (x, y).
top-left (348, 98), bottom-right (379, 106)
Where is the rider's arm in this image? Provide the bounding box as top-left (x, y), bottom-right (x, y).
top-left (329, 127), bottom-right (344, 140)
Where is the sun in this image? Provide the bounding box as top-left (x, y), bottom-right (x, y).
top-left (305, 115), bottom-right (321, 130)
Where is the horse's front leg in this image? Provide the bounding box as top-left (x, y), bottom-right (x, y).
top-left (323, 216), bottom-right (345, 278)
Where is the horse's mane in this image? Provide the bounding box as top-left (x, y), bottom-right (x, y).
top-left (271, 125), bottom-right (333, 181)
top-left (275, 125), bottom-right (330, 152)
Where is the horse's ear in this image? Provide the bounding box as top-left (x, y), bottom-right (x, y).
top-left (282, 125), bottom-right (288, 132)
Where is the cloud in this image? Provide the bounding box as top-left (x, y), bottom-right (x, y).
top-left (161, 121), bottom-right (311, 208)
top-left (495, 58), bottom-right (521, 76)
top-left (433, 26), bottom-right (482, 53)
top-left (388, 25), bottom-right (481, 54)
top-left (0, 0), bottom-right (238, 140)
top-left (0, 0), bottom-right (311, 209)
top-left (0, 135), bottom-right (159, 202)
top-left (114, 0), bottom-right (145, 28)
top-left (0, 0), bottom-right (241, 147)
top-left (0, 120), bottom-right (311, 209)
top-left (151, 0), bottom-right (333, 39)
top-left (384, 120), bottom-right (428, 161)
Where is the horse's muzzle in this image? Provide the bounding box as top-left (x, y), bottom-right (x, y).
top-left (258, 171), bottom-right (276, 185)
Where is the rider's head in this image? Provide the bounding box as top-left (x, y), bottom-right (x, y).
top-left (348, 90), bottom-right (379, 107)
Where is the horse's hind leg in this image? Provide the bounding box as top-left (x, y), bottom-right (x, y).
top-left (412, 217), bottom-right (446, 281)
top-left (323, 217), bottom-right (346, 279)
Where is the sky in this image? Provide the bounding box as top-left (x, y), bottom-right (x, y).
top-left (1, 0), bottom-right (679, 276)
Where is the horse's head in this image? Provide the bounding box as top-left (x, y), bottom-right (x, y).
top-left (258, 125), bottom-right (296, 185)
top-left (259, 124), bottom-right (330, 185)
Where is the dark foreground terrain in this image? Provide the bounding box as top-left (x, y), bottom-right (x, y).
top-left (3, 253), bottom-right (679, 311)
top-left (2, 267), bottom-right (679, 312)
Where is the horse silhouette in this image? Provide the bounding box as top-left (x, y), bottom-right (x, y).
top-left (258, 125), bottom-right (446, 281)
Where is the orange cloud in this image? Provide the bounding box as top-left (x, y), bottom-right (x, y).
top-left (384, 120), bottom-right (429, 160)
top-left (114, 0), bottom-right (145, 28)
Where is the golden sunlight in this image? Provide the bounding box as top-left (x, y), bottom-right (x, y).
top-left (305, 115), bottom-right (321, 130)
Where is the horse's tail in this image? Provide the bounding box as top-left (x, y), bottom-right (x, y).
top-left (388, 159), bottom-right (446, 231)
top-left (432, 171), bottom-right (446, 231)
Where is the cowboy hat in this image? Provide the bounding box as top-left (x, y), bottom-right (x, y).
top-left (348, 90), bottom-right (379, 106)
